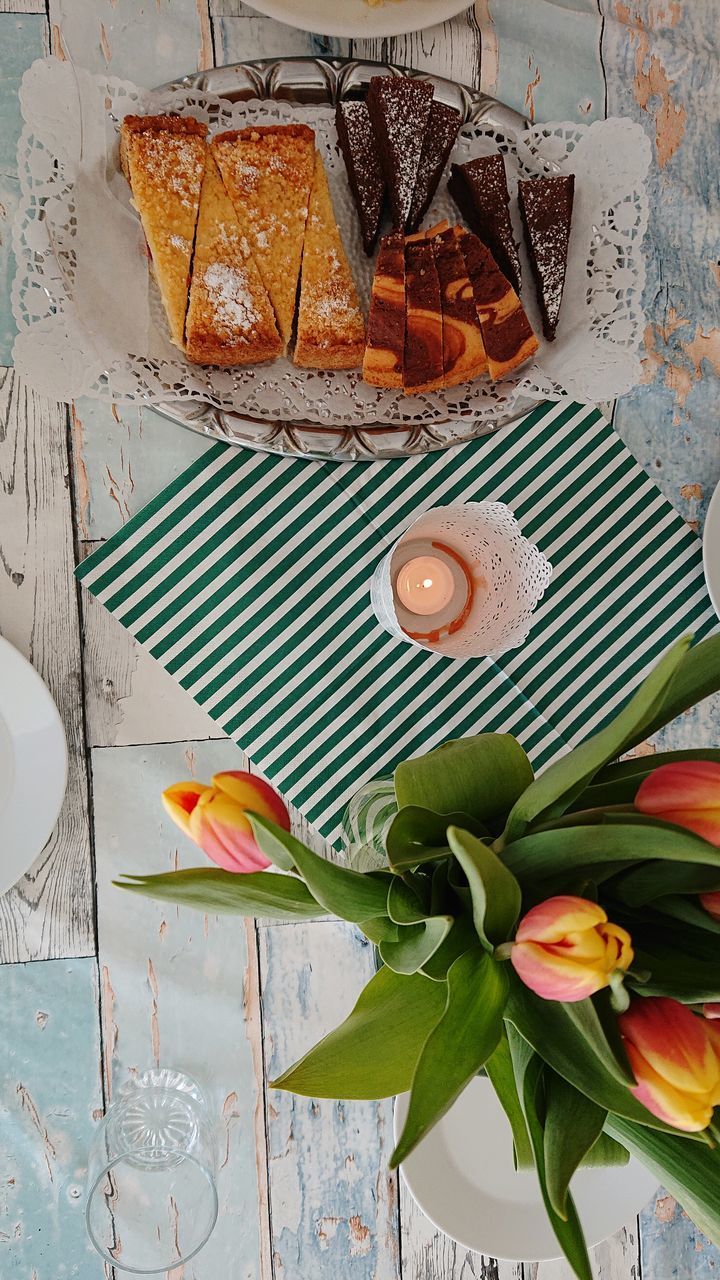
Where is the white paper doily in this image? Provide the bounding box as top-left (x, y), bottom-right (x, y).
top-left (12, 58), bottom-right (651, 426)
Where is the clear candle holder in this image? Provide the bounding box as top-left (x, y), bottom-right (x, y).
top-left (370, 502), bottom-right (552, 659)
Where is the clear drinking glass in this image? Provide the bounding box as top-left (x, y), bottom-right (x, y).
top-left (85, 1068), bottom-right (218, 1274)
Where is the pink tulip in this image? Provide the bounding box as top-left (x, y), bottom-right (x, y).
top-left (635, 761), bottom-right (720, 845)
top-left (700, 891), bottom-right (720, 922)
top-left (162, 771), bottom-right (290, 873)
top-left (703, 1004), bottom-right (720, 1021)
top-left (620, 997), bottom-right (720, 1132)
top-left (510, 895), bottom-right (633, 1002)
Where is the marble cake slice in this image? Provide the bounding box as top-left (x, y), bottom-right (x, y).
top-left (335, 100), bottom-right (385, 255)
top-left (456, 228), bottom-right (538, 381)
top-left (362, 233), bottom-right (406, 389)
top-left (432, 229), bottom-right (488, 388)
top-left (448, 153), bottom-right (522, 295)
top-left (403, 238), bottom-right (444, 394)
top-left (407, 101), bottom-right (462, 234)
top-left (518, 173), bottom-right (575, 341)
top-left (367, 76), bottom-right (434, 232)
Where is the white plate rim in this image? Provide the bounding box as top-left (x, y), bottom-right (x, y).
top-left (394, 1078), bottom-right (657, 1261)
top-left (703, 478), bottom-right (720, 621)
top-left (0, 636), bottom-right (68, 896)
top-left (238, 0), bottom-right (470, 39)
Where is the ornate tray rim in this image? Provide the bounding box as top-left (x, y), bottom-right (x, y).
top-left (155, 55), bottom-right (532, 463)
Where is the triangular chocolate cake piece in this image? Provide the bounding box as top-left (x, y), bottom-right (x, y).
top-left (363, 233), bottom-right (406, 389)
top-left (448, 154), bottom-right (521, 294)
top-left (403, 239), bottom-right (444, 394)
top-left (367, 76), bottom-right (434, 232)
top-left (456, 228), bottom-right (538, 381)
top-left (335, 101), bottom-right (385, 255)
top-left (407, 101), bottom-right (462, 234)
top-left (518, 174), bottom-right (575, 341)
top-left (432, 229), bottom-right (487, 387)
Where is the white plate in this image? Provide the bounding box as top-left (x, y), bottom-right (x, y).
top-left (242, 0), bottom-right (469, 39)
top-left (703, 479), bottom-right (720, 621)
top-left (395, 1076), bottom-right (657, 1261)
top-left (0, 636), bottom-right (68, 896)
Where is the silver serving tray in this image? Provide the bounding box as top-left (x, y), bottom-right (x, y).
top-left (157, 56), bottom-right (530, 462)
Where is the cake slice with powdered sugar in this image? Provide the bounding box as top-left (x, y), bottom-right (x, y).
top-left (367, 76), bottom-right (434, 233)
top-left (335, 100), bottom-right (385, 255)
top-left (518, 174), bottom-right (575, 341)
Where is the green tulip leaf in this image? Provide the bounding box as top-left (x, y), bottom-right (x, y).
top-left (607, 1116), bottom-right (720, 1250)
top-left (613, 859), bottom-right (720, 906)
top-left (395, 734), bottom-right (533, 830)
top-left (447, 826), bottom-right (522, 948)
top-left (630, 925), bottom-right (720, 1002)
top-left (543, 1071), bottom-right (607, 1219)
top-left (625, 633), bottom-right (720, 753)
top-left (486, 1027), bottom-right (533, 1170)
top-left (573, 748), bottom-right (720, 811)
top-left (501, 821), bottom-right (720, 883)
top-left (420, 914), bottom-right (478, 980)
top-left (386, 806), bottom-right (484, 872)
top-left (379, 914), bottom-right (454, 975)
top-left (387, 874), bottom-right (431, 924)
top-left (505, 973), bottom-right (699, 1136)
top-left (652, 895), bottom-right (720, 935)
top-left (114, 868), bottom-right (326, 920)
top-left (515, 1049), bottom-right (594, 1280)
top-left (391, 948), bottom-right (508, 1167)
top-left (585, 1131), bottom-right (630, 1168)
top-left (358, 916), bottom-right (401, 944)
top-left (247, 814), bottom-right (390, 923)
top-left (501, 636), bottom-right (691, 844)
top-left (272, 965), bottom-right (448, 1099)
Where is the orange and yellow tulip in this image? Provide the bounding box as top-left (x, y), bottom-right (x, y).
top-left (700, 891), bottom-right (720, 922)
top-left (510, 895), bottom-right (633, 1003)
top-left (619, 996), bottom-right (720, 1132)
top-left (162, 771), bottom-right (290, 873)
top-left (635, 761), bottom-right (720, 845)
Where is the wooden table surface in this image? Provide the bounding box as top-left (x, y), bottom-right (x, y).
top-left (0, 2), bottom-right (718, 1277)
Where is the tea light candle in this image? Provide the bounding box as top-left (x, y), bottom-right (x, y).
top-left (395, 555), bottom-right (456, 616)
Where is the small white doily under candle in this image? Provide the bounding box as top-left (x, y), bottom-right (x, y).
top-left (371, 503), bottom-right (552, 659)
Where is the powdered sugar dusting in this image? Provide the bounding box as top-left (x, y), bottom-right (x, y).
top-left (203, 262), bottom-right (259, 336)
top-left (368, 78), bottom-right (434, 228)
top-left (134, 132), bottom-right (205, 209)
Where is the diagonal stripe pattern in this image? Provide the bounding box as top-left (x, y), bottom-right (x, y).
top-left (77, 401), bottom-right (716, 847)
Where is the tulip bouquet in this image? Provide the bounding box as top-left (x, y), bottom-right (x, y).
top-left (119, 633), bottom-right (720, 1279)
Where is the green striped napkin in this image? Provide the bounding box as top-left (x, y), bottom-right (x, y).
top-left (77, 401), bottom-right (715, 846)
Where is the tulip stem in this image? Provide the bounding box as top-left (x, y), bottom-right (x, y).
top-left (494, 942), bottom-right (514, 962)
top-left (707, 1120), bottom-right (720, 1149)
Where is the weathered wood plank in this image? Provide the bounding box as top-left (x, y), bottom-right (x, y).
top-left (474, 0), bottom-right (605, 121)
top-left (0, 956), bottom-right (105, 1277)
top-left (259, 919), bottom-right (400, 1279)
top-left (352, 9), bottom-right (482, 87)
top-left (0, 368), bottom-right (94, 963)
top-left (529, 1218), bottom-right (640, 1280)
top-left (213, 5), bottom-right (346, 61)
top-left (0, 14), bottom-right (48, 364)
top-left (640, 1192), bottom-right (720, 1280)
top-left (92, 738), bottom-right (271, 1279)
top-left (79, 541), bottom-right (225, 746)
top-left (49, 0), bottom-right (212, 81)
top-left (401, 1189), bottom-right (523, 1280)
top-left (600, 0), bottom-right (720, 532)
top-left (0, 0), bottom-right (45, 11)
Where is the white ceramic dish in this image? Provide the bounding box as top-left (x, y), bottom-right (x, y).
top-left (0, 636), bottom-right (68, 896)
top-left (395, 1076), bottom-right (657, 1260)
top-left (242, 0), bottom-right (469, 39)
top-left (703, 479), bottom-right (720, 621)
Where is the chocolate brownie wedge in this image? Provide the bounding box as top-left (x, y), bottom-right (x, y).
top-left (363, 233), bottom-right (406, 389)
top-left (367, 76), bottom-right (434, 232)
top-left (448, 153), bottom-right (522, 294)
top-left (403, 239), bottom-right (444, 393)
top-left (518, 173), bottom-right (575, 341)
top-left (335, 100), bottom-right (385, 255)
top-left (433, 229), bottom-right (487, 387)
top-left (407, 101), bottom-right (462, 234)
top-left (456, 228), bottom-right (538, 381)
